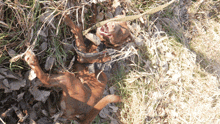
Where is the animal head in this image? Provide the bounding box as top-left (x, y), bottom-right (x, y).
top-left (96, 16), bottom-right (131, 47)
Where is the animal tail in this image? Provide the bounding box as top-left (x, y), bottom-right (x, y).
top-left (80, 95), bottom-right (121, 124)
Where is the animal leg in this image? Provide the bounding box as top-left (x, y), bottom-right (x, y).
top-left (64, 15), bottom-right (111, 63)
top-left (64, 15), bottom-right (86, 53)
top-left (24, 50), bottom-right (62, 86)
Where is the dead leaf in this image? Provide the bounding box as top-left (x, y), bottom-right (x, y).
top-left (40, 9), bottom-right (56, 29)
top-left (41, 110), bottom-right (48, 116)
top-left (3, 79), bottom-right (26, 93)
top-left (0, 68), bottom-right (21, 80)
top-left (40, 42), bottom-right (48, 52)
top-left (39, 30), bottom-right (47, 37)
top-left (9, 79), bottom-right (26, 91)
top-left (0, 74), bottom-right (4, 79)
top-left (44, 56), bottom-right (55, 71)
top-left (17, 92), bottom-right (25, 102)
top-left (109, 105), bottom-right (118, 112)
top-left (3, 79), bottom-right (10, 88)
top-left (37, 117), bottom-right (52, 124)
top-left (105, 12), bottom-right (113, 19)
top-left (7, 49), bottom-right (16, 57)
top-left (109, 86), bottom-right (115, 94)
top-left (103, 89), bottom-right (109, 96)
top-left (33, 79), bottom-right (43, 87)
top-left (30, 111), bottom-right (37, 121)
top-left (96, 11), bottom-right (104, 22)
top-left (0, 81), bottom-right (7, 90)
top-left (114, 6), bottom-right (122, 16)
top-left (63, 41), bottom-right (74, 53)
top-left (110, 118), bottom-right (119, 124)
top-left (99, 107), bottom-right (109, 119)
top-left (29, 87), bottom-right (50, 103)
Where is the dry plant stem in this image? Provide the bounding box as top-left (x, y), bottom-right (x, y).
top-left (0, 117), bottom-right (6, 124)
top-left (23, 50), bottom-right (121, 123)
top-left (83, 0), bottom-right (176, 35)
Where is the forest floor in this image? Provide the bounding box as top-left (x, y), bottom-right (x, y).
top-left (0, 0), bottom-right (220, 123)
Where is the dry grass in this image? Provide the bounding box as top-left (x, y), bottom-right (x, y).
top-left (115, 31), bottom-right (220, 123)
top-left (189, 0), bottom-right (220, 74)
top-left (113, 0), bottom-right (220, 124)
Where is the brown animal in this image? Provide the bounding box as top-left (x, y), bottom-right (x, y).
top-left (64, 15), bottom-right (111, 64)
top-left (96, 16), bottom-right (131, 47)
top-left (64, 15), bottom-right (131, 64)
top-left (23, 50), bottom-right (121, 124)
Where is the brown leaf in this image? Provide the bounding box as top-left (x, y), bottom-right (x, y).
top-left (29, 87), bottom-right (50, 103)
top-left (109, 86), bottom-right (115, 94)
top-left (30, 113), bottom-right (37, 122)
top-left (105, 12), bottom-right (113, 19)
top-left (110, 118), bottom-right (119, 124)
top-left (37, 117), bottom-right (52, 124)
top-left (96, 12), bottom-right (104, 22)
top-left (39, 10), bottom-right (56, 29)
top-left (0, 68), bottom-right (21, 80)
top-left (39, 42), bottom-right (48, 52)
top-left (17, 92), bottom-right (25, 102)
top-left (0, 74), bottom-right (5, 80)
top-left (41, 110), bottom-right (49, 116)
top-left (3, 79), bottom-right (10, 88)
top-left (109, 105), bottom-right (118, 112)
top-left (99, 107), bottom-right (109, 119)
top-left (7, 49), bottom-right (16, 57)
top-left (44, 56), bottom-right (55, 71)
top-left (114, 6), bottom-right (122, 16)
top-left (38, 30), bottom-right (47, 37)
top-left (0, 81), bottom-right (7, 90)
top-left (9, 79), bottom-right (26, 91)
